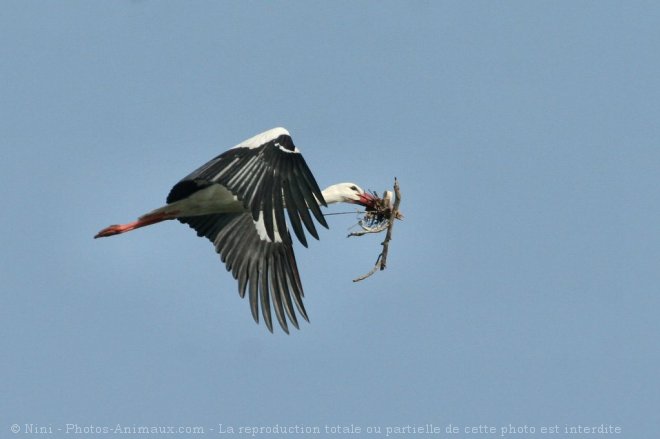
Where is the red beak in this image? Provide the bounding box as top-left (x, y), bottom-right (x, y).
top-left (357, 192), bottom-right (378, 208)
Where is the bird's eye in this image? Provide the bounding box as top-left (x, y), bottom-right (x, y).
top-left (350, 185), bottom-right (358, 191)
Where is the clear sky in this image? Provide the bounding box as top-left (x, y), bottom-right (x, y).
top-left (2, 1), bottom-right (659, 438)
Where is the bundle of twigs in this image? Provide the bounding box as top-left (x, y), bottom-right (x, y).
top-left (349, 178), bottom-right (402, 282)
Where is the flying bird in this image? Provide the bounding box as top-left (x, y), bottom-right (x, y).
top-left (95, 127), bottom-right (376, 333)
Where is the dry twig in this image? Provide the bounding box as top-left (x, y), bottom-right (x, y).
top-left (352, 178), bottom-right (402, 282)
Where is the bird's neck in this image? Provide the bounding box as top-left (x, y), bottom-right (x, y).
top-left (321, 185), bottom-right (345, 205)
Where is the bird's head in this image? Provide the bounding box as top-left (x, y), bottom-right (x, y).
top-left (321, 182), bottom-right (377, 207)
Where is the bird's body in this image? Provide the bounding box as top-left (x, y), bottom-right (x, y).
top-left (95, 128), bottom-right (375, 333)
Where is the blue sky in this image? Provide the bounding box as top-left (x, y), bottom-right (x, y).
top-left (2, 1), bottom-right (659, 437)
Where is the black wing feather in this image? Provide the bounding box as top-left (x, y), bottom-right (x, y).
top-left (282, 178), bottom-right (307, 246)
top-left (178, 213), bottom-right (309, 333)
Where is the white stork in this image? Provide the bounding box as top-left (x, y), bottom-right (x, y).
top-left (95, 127), bottom-right (376, 333)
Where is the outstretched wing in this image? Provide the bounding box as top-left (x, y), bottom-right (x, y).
top-left (167, 127), bottom-right (328, 247)
top-left (167, 128), bottom-right (328, 332)
top-left (179, 213), bottom-right (308, 333)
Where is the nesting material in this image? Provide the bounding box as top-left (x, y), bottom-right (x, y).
top-left (349, 190), bottom-right (394, 235)
top-left (349, 178), bottom-right (402, 282)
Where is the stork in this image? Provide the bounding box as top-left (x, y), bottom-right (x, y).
top-left (95, 127), bottom-right (376, 333)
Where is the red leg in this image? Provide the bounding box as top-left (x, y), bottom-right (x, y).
top-left (94, 211), bottom-right (179, 238)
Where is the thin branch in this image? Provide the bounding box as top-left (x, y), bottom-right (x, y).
top-left (379, 177), bottom-right (401, 271)
top-left (352, 254), bottom-right (382, 282)
top-left (347, 221), bottom-right (389, 237)
top-left (353, 177), bottom-right (401, 282)
top-left (324, 210), bottom-right (365, 217)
